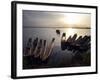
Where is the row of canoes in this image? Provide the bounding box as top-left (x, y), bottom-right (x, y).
top-left (24, 37), bottom-right (55, 61)
top-left (61, 33), bottom-right (90, 52)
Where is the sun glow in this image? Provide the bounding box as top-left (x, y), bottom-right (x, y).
top-left (63, 13), bottom-right (81, 25)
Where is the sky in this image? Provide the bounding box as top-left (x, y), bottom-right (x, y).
top-left (23, 10), bottom-right (91, 28)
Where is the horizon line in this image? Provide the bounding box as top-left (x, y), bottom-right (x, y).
top-left (23, 26), bottom-right (91, 29)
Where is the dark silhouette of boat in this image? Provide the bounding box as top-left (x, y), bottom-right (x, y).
top-left (61, 33), bottom-right (90, 53)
